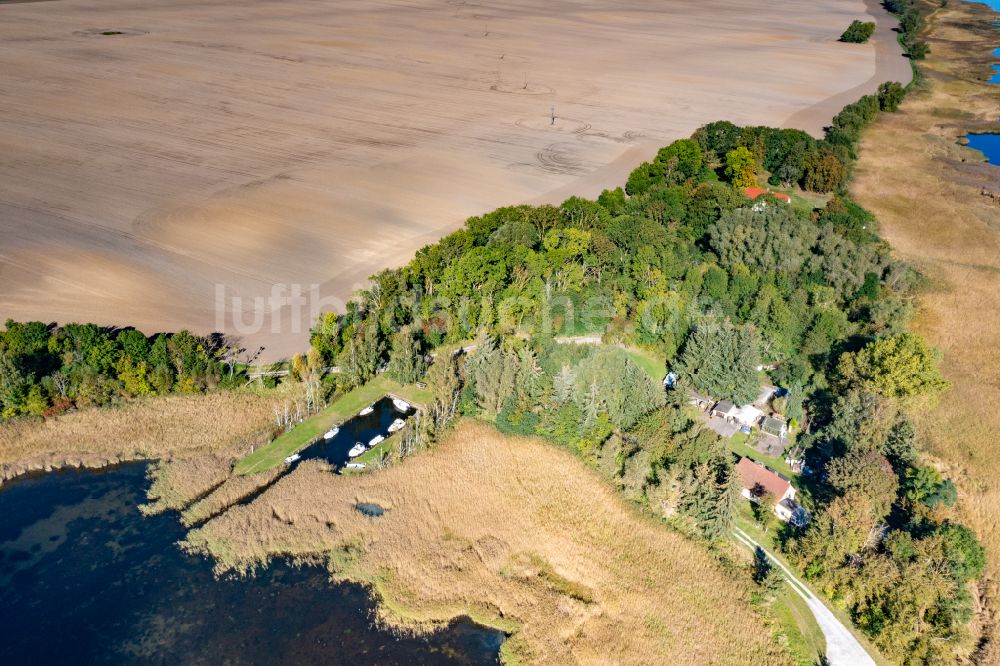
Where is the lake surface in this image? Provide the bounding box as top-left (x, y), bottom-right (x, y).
top-left (968, 133), bottom-right (1000, 165)
top-left (0, 463), bottom-right (503, 664)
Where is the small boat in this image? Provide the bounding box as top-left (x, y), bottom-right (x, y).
top-left (283, 453), bottom-right (301, 464)
top-left (387, 418), bottom-right (406, 433)
top-left (323, 426), bottom-right (340, 440)
top-left (369, 434), bottom-right (385, 447)
top-left (343, 462), bottom-right (366, 470)
top-left (359, 405), bottom-right (375, 416)
top-left (392, 398), bottom-right (410, 412)
top-left (348, 443), bottom-right (367, 458)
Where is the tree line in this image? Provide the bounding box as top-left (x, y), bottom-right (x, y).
top-left (0, 322), bottom-right (240, 419)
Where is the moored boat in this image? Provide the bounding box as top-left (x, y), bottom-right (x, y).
top-left (369, 434), bottom-right (385, 446)
top-left (348, 443), bottom-right (367, 458)
top-left (323, 426), bottom-right (339, 440)
top-left (392, 398), bottom-right (410, 412)
top-left (283, 453), bottom-right (301, 464)
top-left (387, 418), bottom-right (406, 433)
top-left (359, 405), bottom-right (375, 416)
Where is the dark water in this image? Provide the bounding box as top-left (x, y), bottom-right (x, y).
top-left (968, 133), bottom-right (1000, 165)
top-left (0, 463), bottom-right (503, 665)
top-left (295, 397), bottom-right (410, 469)
top-left (355, 502), bottom-right (386, 518)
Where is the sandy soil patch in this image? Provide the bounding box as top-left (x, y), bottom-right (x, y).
top-left (0, 0), bottom-right (904, 360)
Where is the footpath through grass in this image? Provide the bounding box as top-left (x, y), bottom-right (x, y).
top-left (234, 376), bottom-right (432, 475)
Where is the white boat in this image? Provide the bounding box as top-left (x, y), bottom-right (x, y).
top-left (369, 434), bottom-right (385, 447)
top-left (323, 426), bottom-right (340, 440)
top-left (392, 398), bottom-right (410, 412)
top-left (359, 405), bottom-right (375, 416)
top-left (343, 462), bottom-right (366, 470)
top-left (387, 418), bottom-right (406, 433)
top-left (348, 443), bottom-right (367, 458)
top-left (283, 453), bottom-right (301, 464)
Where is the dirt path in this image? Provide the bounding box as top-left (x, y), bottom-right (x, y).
top-left (734, 527), bottom-right (877, 666)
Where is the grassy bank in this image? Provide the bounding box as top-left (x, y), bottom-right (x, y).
top-left (234, 376), bottom-right (432, 475)
top-left (186, 420), bottom-right (794, 665)
top-left (849, 1), bottom-right (1000, 657)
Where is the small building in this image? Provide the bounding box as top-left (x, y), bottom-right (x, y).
top-left (744, 187), bottom-right (791, 204)
top-left (730, 404), bottom-right (764, 428)
top-left (735, 457), bottom-right (800, 523)
top-left (711, 400), bottom-right (736, 419)
top-left (760, 415), bottom-right (788, 439)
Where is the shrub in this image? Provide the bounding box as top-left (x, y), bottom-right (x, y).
top-left (839, 20), bottom-right (876, 43)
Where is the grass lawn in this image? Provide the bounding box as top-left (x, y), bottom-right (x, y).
top-left (234, 376), bottom-right (432, 475)
top-left (623, 347), bottom-right (665, 382)
top-left (771, 585), bottom-right (825, 665)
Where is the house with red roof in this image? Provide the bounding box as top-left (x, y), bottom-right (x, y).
top-left (744, 187), bottom-right (791, 204)
top-left (735, 457), bottom-right (808, 525)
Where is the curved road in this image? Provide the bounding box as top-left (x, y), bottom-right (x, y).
top-left (733, 527), bottom-right (876, 666)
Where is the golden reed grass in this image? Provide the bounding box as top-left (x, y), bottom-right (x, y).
top-left (0, 388), bottom-right (292, 484)
top-left (851, 2), bottom-right (1000, 659)
top-left (186, 420), bottom-right (791, 665)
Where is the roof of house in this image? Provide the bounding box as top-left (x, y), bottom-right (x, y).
top-left (736, 457), bottom-right (791, 500)
top-left (761, 415), bottom-right (787, 435)
top-left (713, 400), bottom-right (735, 414)
top-left (744, 187), bottom-right (791, 203)
top-left (731, 404), bottom-right (764, 426)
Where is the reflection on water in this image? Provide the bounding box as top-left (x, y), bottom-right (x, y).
top-left (296, 397), bottom-right (410, 469)
top-left (0, 463), bottom-right (503, 664)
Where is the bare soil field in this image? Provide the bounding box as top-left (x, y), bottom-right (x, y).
top-left (185, 420), bottom-right (794, 664)
top-left (850, 1), bottom-right (1000, 658)
top-left (0, 0), bottom-right (905, 360)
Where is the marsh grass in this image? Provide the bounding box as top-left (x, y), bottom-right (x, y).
top-left (0, 388), bottom-right (294, 479)
top-left (185, 420), bottom-right (793, 665)
top-left (850, 1), bottom-right (1000, 657)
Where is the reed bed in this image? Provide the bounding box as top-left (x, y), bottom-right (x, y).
top-left (0, 389), bottom-right (293, 482)
top-left (186, 420), bottom-right (791, 665)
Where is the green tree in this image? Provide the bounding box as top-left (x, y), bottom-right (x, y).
top-left (678, 320), bottom-right (761, 404)
top-left (839, 20), bottom-right (876, 43)
top-left (724, 146), bottom-right (758, 188)
top-left (386, 326), bottom-right (426, 384)
top-left (877, 81), bottom-right (906, 112)
top-left (838, 333), bottom-right (949, 398)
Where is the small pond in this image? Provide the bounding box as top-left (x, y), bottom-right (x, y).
top-left (0, 463), bottom-right (503, 664)
top-left (967, 133), bottom-right (1000, 165)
